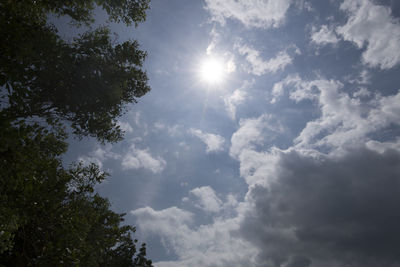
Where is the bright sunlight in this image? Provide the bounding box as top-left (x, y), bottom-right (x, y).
top-left (200, 58), bottom-right (225, 84)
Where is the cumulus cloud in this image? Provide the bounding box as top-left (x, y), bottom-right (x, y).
top-left (121, 145), bottom-right (166, 174)
top-left (132, 147), bottom-right (400, 267)
top-left (131, 72), bottom-right (400, 266)
top-left (236, 44), bottom-right (295, 75)
top-left (131, 205), bottom-right (259, 267)
top-left (270, 75), bottom-right (400, 153)
top-left (236, 148), bottom-right (400, 266)
top-left (337, 0), bottom-right (400, 69)
top-left (189, 128), bottom-right (225, 153)
top-left (230, 114), bottom-right (283, 159)
top-left (184, 186), bottom-right (222, 213)
top-left (204, 0), bottom-right (291, 29)
top-left (228, 75), bottom-right (400, 266)
top-left (239, 148), bottom-right (400, 266)
top-left (310, 24), bottom-right (339, 45)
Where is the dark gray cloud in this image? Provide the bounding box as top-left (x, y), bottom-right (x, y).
top-left (241, 148), bottom-right (400, 266)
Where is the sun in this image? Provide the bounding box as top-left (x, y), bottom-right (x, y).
top-left (200, 57), bottom-right (225, 84)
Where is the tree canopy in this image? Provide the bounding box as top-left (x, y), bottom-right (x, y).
top-left (0, 0), bottom-right (153, 266)
top-left (0, 122), bottom-right (152, 266)
top-left (1, 0), bottom-right (151, 143)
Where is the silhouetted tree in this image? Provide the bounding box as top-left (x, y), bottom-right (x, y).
top-left (1, 0), bottom-right (151, 143)
top-left (0, 0), bottom-right (153, 266)
top-left (0, 121), bottom-right (152, 266)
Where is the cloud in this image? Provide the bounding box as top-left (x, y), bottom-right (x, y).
top-left (226, 57), bottom-right (236, 73)
top-left (185, 186), bottom-right (222, 213)
top-left (117, 121), bottom-right (133, 133)
top-left (353, 87), bottom-right (371, 98)
top-left (78, 144), bottom-right (120, 169)
top-left (223, 88), bottom-right (247, 120)
top-left (310, 25), bottom-right (339, 45)
top-left (270, 74), bottom-right (302, 103)
top-left (131, 206), bottom-right (260, 267)
top-left (131, 146), bottom-right (400, 267)
top-left (270, 75), bottom-right (400, 153)
top-left (131, 206), bottom-right (194, 252)
top-left (189, 128), bottom-right (225, 153)
top-left (236, 44), bottom-right (295, 75)
top-left (131, 73), bottom-right (400, 266)
top-left (204, 0), bottom-right (291, 29)
top-left (337, 0), bottom-right (400, 69)
top-left (366, 138), bottom-right (400, 154)
top-left (239, 148), bottom-right (400, 266)
top-left (121, 145), bottom-right (166, 174)
top-left (153, 122), bottom-right (183, 137)
top-left (225, 74), bottom-right (400, 266)
top-left (230, 114), bottom-right (283, 159)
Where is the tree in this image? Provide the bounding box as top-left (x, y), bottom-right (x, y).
top-left (0, 0), bottom-right (153, 266)
top-left (0, 121), bottom-right (152, 266)
top-left (1, 0), bottom-right (151, 143)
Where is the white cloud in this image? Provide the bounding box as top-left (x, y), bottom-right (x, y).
top-left (186, 186), bottom-right (222, 213)
top-left (271, 75), bottom-right (400, 154)
top-left (295, 0), bottom-right (313, 12)
top-left (131, 205), bottom-right (259, 267)
top-left (121, 145), bottom-right (166, 174)
top-left (117, 121), bottom-right (133, 133)
top-left (236, 44), bottom-right (294, 75)
top-left (189, 128), bottom-right (225, 153)
top-left (337, 0), bottom-right (400, 69)
top-left (366, 138), bottom-right (400, 154)
top-left (78, 144), bottom-right (120, 169)
top-left (310, 24), bottom-right (339, 45)
top-left (270, 74), bottom-right (302, 103)
top-left (226, 57), bottom-right (236, 73)
top-left (353, 87), bottom-right (371, 98)
top-left (230, 114), bottom-right (283, 159)
top-left (354, 70), bottom-right (371, 85)
top-left (223, 89), bottom-right (247, 120)
top-left (153, 122), bottom-right (183, 137)
top-left (132, 145), bottom-right (400, 267)
top-left (204, 0), bottom-right (291, 29)
top-left (229, 115), bottom-right (285, 186)
top-left (131, 75), bottom-right (400, 266)
top-left (206, 26), bottom-right (220, 55)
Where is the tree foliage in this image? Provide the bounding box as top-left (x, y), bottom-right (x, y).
top-left (0, 122), bottom-right (152, 266)
top-left (1, 0), bottom-right (151, 143)
top-left (0, 0), bottom-right (153, 266)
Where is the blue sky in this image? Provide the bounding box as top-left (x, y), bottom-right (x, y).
top-left (66, 0), bottom-right (400, 266)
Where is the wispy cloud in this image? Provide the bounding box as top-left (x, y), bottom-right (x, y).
top-left (189, 128), bottom-right (225, 153)
top-left (236, 44), bottom-right (297, 75)
top-left (223, 88), bottom-right (247, 120)
top-left (117, 120), bottom-right (133, 133)
top-left (310, 24), bottom-right (339, 45)
top-left (204, 0), bottom-right (291, 29)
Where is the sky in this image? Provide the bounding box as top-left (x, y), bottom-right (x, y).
top-left (65, 0), bottom-right (400, 266)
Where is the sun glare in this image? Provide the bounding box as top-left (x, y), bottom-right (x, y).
top-left (200, 58), bottom-right (225, 84)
